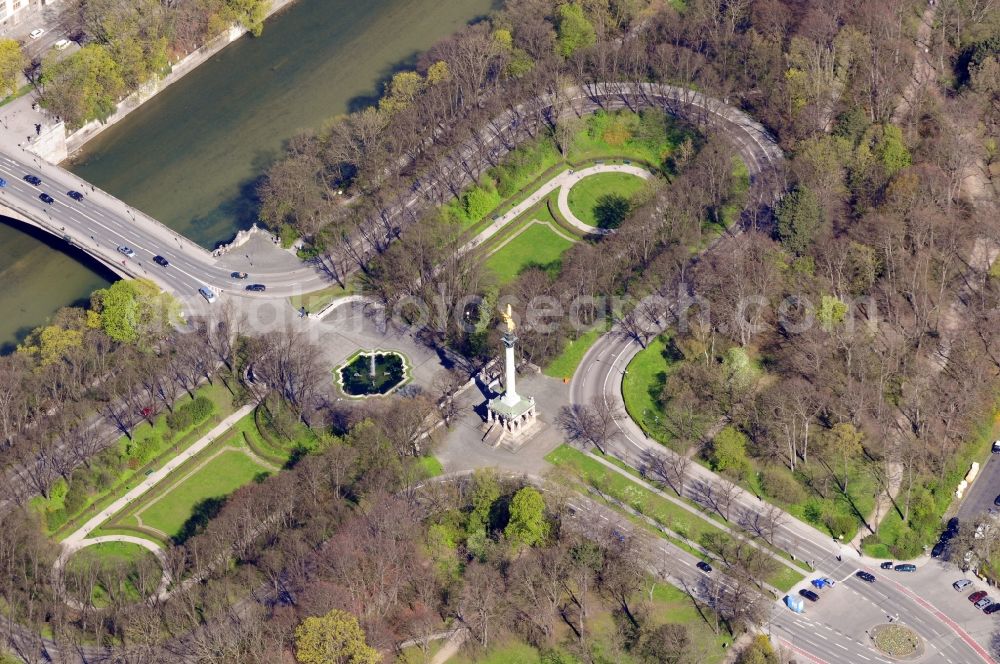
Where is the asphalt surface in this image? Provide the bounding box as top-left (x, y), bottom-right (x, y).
top-left (958, 451), bottom-right (1000, 524)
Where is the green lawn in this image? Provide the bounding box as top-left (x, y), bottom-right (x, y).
top-left (138, 449), bottom-right (269, 539)
top-left (64, 541), bottom-right (160, 608)
top-left (621, 335), bottom-right (675, 444)
top-left (566, 172), bottom-right (648, 228)
top-left (417, 455), bottom-right (445, 478)
top-left (485, 221), bottom-right (575, 284)
top-left (449, 640), bottom-right (541, 664)
top-left (544, 325), bottom-right (607, 379)
top-left (288, 279), bottom-right (358, 314)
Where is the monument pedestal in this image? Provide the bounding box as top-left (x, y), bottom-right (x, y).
top-left (482, 323), bottom-right (541, 451)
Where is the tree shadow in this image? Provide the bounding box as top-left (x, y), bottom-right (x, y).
top-left (173, 496), bottom-right (227, 544)
top-left (593, 193), bottom-right (632, 229)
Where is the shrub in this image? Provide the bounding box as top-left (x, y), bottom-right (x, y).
top-left (46, 508), bottom-right (68, 531)
top-left (802, 499), bottom-right (823, 524)
top-left (760, 465), bottom-right (806, 505)
top-left (824, 512), bottom-right (856, 540)
top-left (890, 527), bottom-right (924, 559)
top-left (63, 483), bottom-right (89, 515)
top-left (708, 426), bottom-right (750, 479)
top-left (462, 185), bottom-right (501, 221)
top-left (166, 395), bottom-right (214, 432)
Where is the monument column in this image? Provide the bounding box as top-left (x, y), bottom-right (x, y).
top-left (500, 331), bottom-right (520, 408)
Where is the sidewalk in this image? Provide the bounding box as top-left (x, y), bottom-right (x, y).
top-left (62, 404), bottom-right (255, 546)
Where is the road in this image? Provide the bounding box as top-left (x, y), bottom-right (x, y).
top-left (957, 452), bottom-right (1000, 526)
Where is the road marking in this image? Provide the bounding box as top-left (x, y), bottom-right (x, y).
top-left (835, 643), bottom-right (848, 650)
top-left (856, 655), bottom-right (869, 661)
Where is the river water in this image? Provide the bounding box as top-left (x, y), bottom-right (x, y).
top-left (0, 0), bottom-right (493, 351)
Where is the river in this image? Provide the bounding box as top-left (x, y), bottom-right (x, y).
top-left (0, 0), bottom-right (494, 351)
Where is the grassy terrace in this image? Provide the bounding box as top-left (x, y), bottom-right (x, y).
top-left (547, 445), bottom-right (805, 592)
top-left (484, 217), bottom-right (576, 284)
top-left (36, 382), bottom-right (237, 540)
top-left (566, 171), bottom-right (649, 228)
top-left (544, 324), bottom-right (607, 380)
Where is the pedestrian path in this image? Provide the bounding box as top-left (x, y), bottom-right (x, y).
top-left (62, 404), bottom-right (255, 547)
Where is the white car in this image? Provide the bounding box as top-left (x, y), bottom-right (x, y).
top-left (54, 38), bottom-right (70, 50)
top-left (117, 245), bottom-right (136, 258)
top-left (28, 28), bottom-right (44, 39)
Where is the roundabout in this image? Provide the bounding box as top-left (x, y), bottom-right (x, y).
top-left (870, 623), bottom-right (924, 659)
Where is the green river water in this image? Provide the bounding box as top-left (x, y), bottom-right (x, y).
top-left (0, 0), bottom-right (494, 351)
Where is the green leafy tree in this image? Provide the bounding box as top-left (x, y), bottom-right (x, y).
top-left (874, 124), bottom-right (911, 177)
top-left (467, 469), bottom-right (500, 535)
top-left (709, 426), bottom-right (750, 478)
top-left (556, 3), bottom-right (596, 58)
top-left (822, 423), bottom-right (863, 493)
top-left (504, 487), bottom-right (549, 548)
top-left (775, 185), bottom-right (823, 255)
top-left (223, 0), bottom-right (268, 37)
top-left (0, 39), bottom-right (25, 98)
top-left (18, 324), bottom-right (84, 367)
top-left (90, 279), bottom-right (180, 345)
top-left (40, 44), bottom-right (125, 127)
top-left (816, 295), bottom-right (848, 331)
top-left (379, 70), bottom-right (424, 114)
top-left (294, 609), bottom-right (380, 664)
top-left (461, 185), bottom-right (501, 221)
top-left (737, 634), bottom-right (779, 664)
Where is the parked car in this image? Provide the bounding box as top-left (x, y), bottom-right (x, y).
top-left (198, 286), bottom-right (216, 303)
top-left (23, 174), bottom-right (41, 186)
top-left (230, 271), bottom-right (248, 279)
top-left (799, 589), bottom-right (820, 602)
top-left (696, 561), bottom-right (712, 573)
top-left (856, 571), bottom-right (876, 583)
top-left (67, 190), bottom-right (84, 201)
top-left (954, 579), bottom-right (973, 591)
top-left (994, 494), bottom-right (1000, 507)
top-left (152, 255), bottom-right (169, 267)
top-left (976, 597), bottom-right (993, 610)
top-left (894, 564), bottom-right (917, 572)
top-left (117, 246), bottom-right (136, 258)
top-left (29, 28), bottom-right (44, 39)
top-left (880, 561), bottom-right (894, 569)
top-left (932, 541), bottom-right (947, 557)
top-left (986, 604), bottom-right (1000, 615)
top-left (970, 590), bottom-right (988, 603)
top-left (992, 440), bottom-right (1000, 454)
top-left (245, 283), bottom-right (266, 292)
top-left (810, 578), bottom-right (835, 589)
top-left (54, 38), bottom-right (71, 50)
top-left (38, 193), bottom-right (53, 204)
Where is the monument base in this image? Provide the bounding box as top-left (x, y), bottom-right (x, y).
top-left (484, 394), bottom-right (538, 451)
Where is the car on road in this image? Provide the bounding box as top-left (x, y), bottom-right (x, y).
top-left (38, 193), bottom-right (53, 204)
top-left (67, 190), bottom-right (84, 201)
top-left (230, 271), bottom-right (248, 279)
top-left (970, 590), bottom-right (988, 603)
top-left (54, 38), bottom-right (71, 50)
top-left (976, 597), bottom-right (993, 610)
top-left (894, 564), bottom-right (917, 572)
top-left (810, 578), bottom-right (835, 589)
top-left (245, 283), bottom-right (266, 292)
top-left (117, 245), bottom-right (136, 258)
top-left (0, 178), bottom-right (7, 187)
top-left (799, 589), bottom-right (820, 602)
top-left (696, 561), bottom-right (712, 573)
top-left (880, 561), bottom-right (893, 569)
top-left (856, 571), bottom-right (876, 583)
top-left (23, 174), bottom-right (41, 186)
top-left (198, 286), bottom-right (216, 303)
top-left (152, 255), bottom-right (169, 267)
top-left (29, 28), bottom-right (44, 39)
top-left (954, 579), bottom-right (973, 591)
top-left (986, 604), bottom-right (1000, 615)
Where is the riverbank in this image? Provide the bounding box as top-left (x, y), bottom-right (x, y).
top-left (5, 0), bottom-right (299, 164)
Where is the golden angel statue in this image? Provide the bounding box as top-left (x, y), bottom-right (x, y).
top-left (500, 304), bottom-right (516, 333)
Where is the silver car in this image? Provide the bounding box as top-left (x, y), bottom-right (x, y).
top-left (976, 597), bottom-right (992, 610)
top-left (954, 579), bottom-right (973, 591)
top-left (117, 245), bottom-right (136, 258)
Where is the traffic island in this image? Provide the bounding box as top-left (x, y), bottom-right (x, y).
top-left (870, 623), bottom-right (923, 660)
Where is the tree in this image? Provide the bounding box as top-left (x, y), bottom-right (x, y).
top-left (708, 426), bottom-right (750, 479)
top-left (775, 186), bottom-right (823, 255)
top-left (638, 623), bottom-right (691, 664)
top-left (505, 487), bottom-right (549, 548)
top-left (90, 279), bottom-right (180, 346)
top-left (0, 39), bottom-right (25, 98)
top-left (556, 399), bottom-right (619, 454)
top-left (556, 3), bottom-right (596, 58)
top-left (822, 422), bottom-right (864, 494)
top-left (224, 0), bottom-right (268, 37)
top-left (294, 609), bottom-right (379, 664)
top-left (39, 43), bottom-right (124, 128)
top-left (736, 634), bottom-right (779, 664)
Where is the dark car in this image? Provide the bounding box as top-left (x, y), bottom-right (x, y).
top-left (986, 604), bottom-right (1000, 615)
top-left (23, 174), bottom-right (41, 186)
top-left (696, 561), bottom-right (712, 573)
top-left (0, 177), bottom-right (7, 187)
top-left (880, 561), bottom-right (893, 569)
top-left (799, 589), bottom-right (820, 602)
top-left (245, 283), bottom-right (266, 292)
top-left (947, 517), bottom-right (960, 534)
top-left (932, 541), bottom-right (947, 557)
top-left (894, 564), bottom-right (917, 572)
top-left (994, 494), bottom-right (1000, 507)
top-left (970, 590), bottom-right (988, 603)
top-left (39, 193), bottom-right (54, 204)
top-left (67, 190), bottom-right (84, 201)
top-left (856, 571), bottom-right (876, 583)
top-left (152, 255), bottom-right (169, 267)
top-left (230, 271), bottom-right (248, 279)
